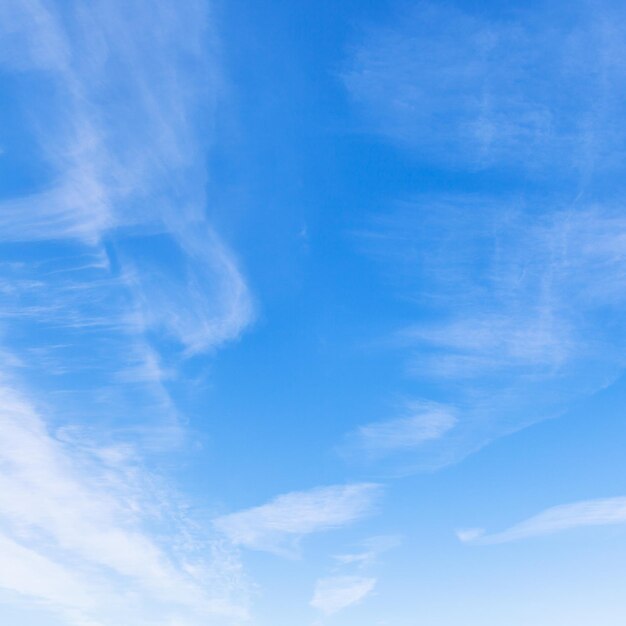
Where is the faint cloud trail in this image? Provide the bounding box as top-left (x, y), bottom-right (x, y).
top-left (214, 483), bottom-right (383, 556)
top-left (0, 0), bottom-right (254, 623)
top-left (457, 496), bottom-right (626, 544)
top-left (352, 200), bottom-right (626, 471)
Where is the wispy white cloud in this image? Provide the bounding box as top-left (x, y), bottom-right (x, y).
top-left (0, 1), bottom-right (254, 622)
top-left (213, 484), bottom-right (382, 556)
top-left (457, 496), bottom-right (626, 545)
top-left (0, 0), bottom-right (253, 354)
top-left (310, 576), bottom-right (376, 615)
top-left (344, 1), bottom-right (626, 174)
top-left (0, 382), bottom-right (248, 625)
top-left (333, 534), bottom-right (401, 569)
top-left (353, 198), bottom-right (626, 470)
top-left (400, 204), bottom-right (626, 372)
top-left (344, 401), bottom-right (456, 461)
top-left (0, 0), bottom-right (254, 444)
top-left (342, 2), bottom-right (626, 486)
top-left (0, 533), bottom-right (102, 626)
top-left (123, 225), bottom-right (254, 355)
top-left (311, 536), bottom-right (396, 619)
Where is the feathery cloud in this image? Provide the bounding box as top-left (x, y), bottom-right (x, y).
top-left (352, 198), bottom-right (626, 470)
top-left (0, 383), bottom-right (247, 625)
top-left (458, 496), bottom-right (626, 545)
top-left (333, 534), bottom-right (401, 569)
top-left (0, 1), bottom-right (254, 622)
top-left (345, 401), bottom-right (456, 460)
top-left (0, 0), bottom-right (253, 355)
top-left (310, 576), bottom-right (376, 615)
top-left (214, 484), bottom-right (382, 556)
top-left (344, 1), bottom-right (626, 174)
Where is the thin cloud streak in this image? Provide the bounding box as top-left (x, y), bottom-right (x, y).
top-left (345, 401), bottom-right (457, 459)
top-left (458, 496), bottom-right (626, 545)
top-left (345, 6), bottom-right (626, 474)
top-left (214, 484), bottom-right (383, 556)
top-left (353, 199), bottom-right (626, 470)
top-left (0, 0), bottom-right (253, 354)
top-left (0, 0), bottom-right (254, 438)
top-left (344, 1), bottom-right (626, 176)
top-left (0, 383), bottom-right (248, 625)
top-left (333, 534), bottom-right (401, 569)
top-left (345, 2), bottom-right (626, 474)
top-left (0, 0), bottom-right (254, 623)
top-left (310, 576), bottom-right (376, 615)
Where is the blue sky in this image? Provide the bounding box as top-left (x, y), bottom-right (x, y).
top-left (1, 0), bottom-right (626, 624)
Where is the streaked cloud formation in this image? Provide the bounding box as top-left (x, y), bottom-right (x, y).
top-left (458, 496), bottom-right (626, 544)
top-left (344, 1), bottom-right (626, 173)
top-left (213, 484), bottom-right (382, 556)
top-left (0, 384), bottom-right (246, 625)
top-left (356, 199), bottom-right (626, 469)
top-left (310, 576), bottom-right (376, 615)
top-left (333, 535), bottom-right (401, 568)
top-left (0, 0), bottom-right (254, 432)
top-left (343, 0), bottom-right (626, 472)
top-left (0, 0), bottom-right (252, 356)
top-left (0, 0), bottom-right (252, 623)
top-left (345, 401), bottom-right (456, 460)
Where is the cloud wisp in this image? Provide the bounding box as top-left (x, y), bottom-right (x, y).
top-left (0, 0), bottom-right (254, 623)
top-left (340, 2), bottom-right (626, 473)
top-left (0, 0), bottom-right (255, 437)
top-left (351, 196), bottom-right (626, 470)
top-left (0, 0), bottom-right (253, 359)
top-left (310, 576), bottom-right (377, 615)
top-left (0, 383), bottom-right (247, 626)
top-left (213, 484), bottom-right (382, 556)
top-left (458, 496), bottom-right (626, 545)
top-left (333, 534), bottom-right (402, 569)
top-left (344, 1), bottom-right (626, 176)
top-left (344, 401), bottom-right (457, 462)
